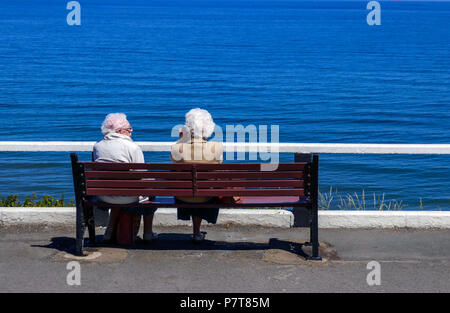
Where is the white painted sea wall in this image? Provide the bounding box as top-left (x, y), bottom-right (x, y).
top-left (1, 207), bottom-right (450, 229)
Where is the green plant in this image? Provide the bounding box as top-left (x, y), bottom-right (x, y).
top-left (0, 194), bottom-right (21, 207)
top-left (318, 186), bottom-right (334, 210)
top-left (319, 187), bottom-right (408, 211)
top-left (23, 193), bottom-right (39, 207)
top-left (0, 193), bottom-right (75, 207)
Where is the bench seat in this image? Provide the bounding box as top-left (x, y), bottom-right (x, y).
top-left (86, 196), bottom-right (309, 209)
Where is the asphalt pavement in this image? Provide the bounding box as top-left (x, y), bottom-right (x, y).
top-left (0, 224), bottom-right (449, 292)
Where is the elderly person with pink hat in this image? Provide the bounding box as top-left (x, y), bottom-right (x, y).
top-left (93, 113), bottom-right (157, 243)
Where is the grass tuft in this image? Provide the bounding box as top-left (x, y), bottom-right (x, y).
top-left (0, 193), bottom-right (75, 207)
top-left (319, 187), bottom-right (408, 211)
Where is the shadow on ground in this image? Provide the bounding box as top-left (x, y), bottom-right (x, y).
top-left (32, 232), bottom-right (334, 261)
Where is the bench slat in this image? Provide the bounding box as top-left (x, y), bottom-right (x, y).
top-left (87, 201), bottom-right (308, 208)
top-left (86, 188), bottom-right (194, 197)
top-left (85, 171), bottom-right (192, 179)
top-left (82, 162), bottom-right (193, 170)
top-left (195, 163), bottom-right (307, 171)
top-left (196, 171), bottom-right (304, 179)
top-left (195, 189), bottom-right (305, 197)
top-left (86, 180), bottom-right (192, 188)
top-left (196, 180), bottom-right (304, 188)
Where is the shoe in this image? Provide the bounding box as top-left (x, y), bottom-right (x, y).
top-left (192, 233), bottom-right (205, 243)
top-left (143, 232), bottom-right (158, 243)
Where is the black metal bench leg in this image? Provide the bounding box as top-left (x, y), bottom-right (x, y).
top-left (303, 226), bottom-right (313, 247)
top-left (307, 154), bottom-right (322, 261)
top-left (75, 200), bottom-right (86, 256)
top-left (308, 211), bottom-right (322, 261)
top-left (85, 203), bottom-right (96, 246)
top-left (306, 211), bottom-right (322, 260)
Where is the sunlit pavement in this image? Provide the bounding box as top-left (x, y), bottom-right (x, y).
top-left (0, 225), bottom-right (449, 292)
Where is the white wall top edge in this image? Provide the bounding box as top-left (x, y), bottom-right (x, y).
top-left (320, 211), bottom-right (450, 216)
top-left (1, 141), bottom-right (450, 154)
top-left (2, 207), bottom-right (449, 215)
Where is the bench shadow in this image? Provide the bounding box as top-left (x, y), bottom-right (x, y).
top-left (32, 233), bottom-right (310, 259)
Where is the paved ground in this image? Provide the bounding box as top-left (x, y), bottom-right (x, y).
top-left (0, 224), bottom-right (449, 293)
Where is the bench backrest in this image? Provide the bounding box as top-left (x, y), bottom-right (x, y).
top-left (71, 153), bottom-right (317, 200)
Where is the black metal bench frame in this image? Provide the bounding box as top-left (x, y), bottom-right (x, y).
top-left (70, 152), bottom-right (321, 260)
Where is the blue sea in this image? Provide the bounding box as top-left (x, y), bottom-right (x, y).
top-left (0, 0), bottom-right (449, 210)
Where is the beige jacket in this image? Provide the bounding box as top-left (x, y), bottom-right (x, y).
top-left (171, 137), bottom-right (223, 203)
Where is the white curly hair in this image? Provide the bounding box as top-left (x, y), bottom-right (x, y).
top-left (101, 113), bottom-right (129, 135)
top-left (184, 108), bottom-right (215, 139)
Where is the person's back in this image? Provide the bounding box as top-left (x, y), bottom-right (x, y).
top-left (169, 108), bottom-right (223, 242)
top-left (93, 116), bottom-right (144, 205)
top-left (92, 113), bottom-right (157, 243)
top-left (171, 136), bottom-right (223, 202)
top-left (94, 132), bottom-right (143, 164)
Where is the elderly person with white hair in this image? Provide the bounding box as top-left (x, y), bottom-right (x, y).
top-left (171, 108), bottom-right (223, 243)
top-left (93, 113), bottom-right (157, 243)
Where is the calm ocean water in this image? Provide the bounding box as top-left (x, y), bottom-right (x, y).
top-left (0, 0), bottom-right (449, 210)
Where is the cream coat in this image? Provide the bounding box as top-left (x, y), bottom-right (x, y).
top-left (171, 137), bottom-right (223, 202)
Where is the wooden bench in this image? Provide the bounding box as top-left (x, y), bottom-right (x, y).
top-left (70, 153), bottom-right (321, 260)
